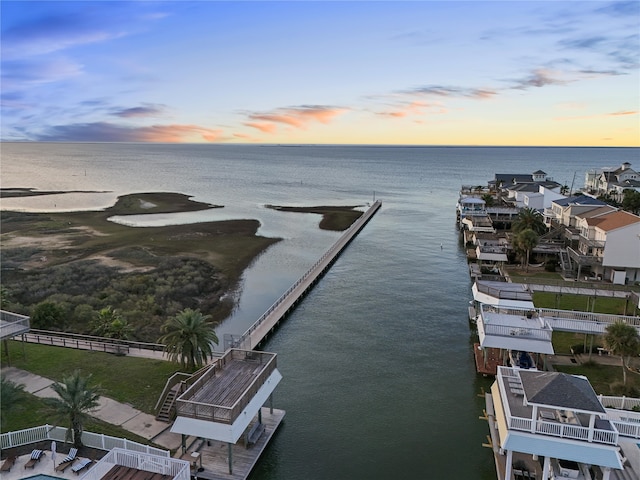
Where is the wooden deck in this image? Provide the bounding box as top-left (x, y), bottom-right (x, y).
top-left (176, 350), bottom-right (277, 424)
top-left (101, 464), bottom-right (172, 480)
top-left (474, 343), bottom-right (503, 376)
top-left (179, 407), bottom-right (285, 480)
top-left (190, 356), bottom-right (264, 408)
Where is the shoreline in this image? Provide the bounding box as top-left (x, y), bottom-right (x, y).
top-left (0, 191), bottom-right (363, 342)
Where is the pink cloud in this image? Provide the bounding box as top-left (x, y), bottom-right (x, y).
top-left (609, 110), bottom-right (638, 116)
top-left (134, 124), bottom-right (224, 142)
top-left (378, 101), bottom-right (447, 118)
top-left (244, 121), bottom-right (278, 133)
top-left (246, 105), bottom-right (347, 133)
top-left (34, 121), bottom-right (224, 142)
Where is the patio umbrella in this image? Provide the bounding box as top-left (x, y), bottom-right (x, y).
top-left (51, 441), bottom-right (56, 468)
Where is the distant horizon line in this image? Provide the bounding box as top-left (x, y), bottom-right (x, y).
top-left (2, 141), bottom-right (638, 148)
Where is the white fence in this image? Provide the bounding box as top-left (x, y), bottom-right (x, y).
top-left (82, 448), bottom-right (189, 480)
top-left (599, 395), bottom-right (640, 411)
top-left (0, 425), bottom-right (168, 457)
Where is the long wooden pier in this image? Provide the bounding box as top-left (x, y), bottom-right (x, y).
top-left (226, 200), bottom-right (382, 351)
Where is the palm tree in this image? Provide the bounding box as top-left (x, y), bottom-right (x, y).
top-left (158, 308), bottom-right (219, 370)
top-left (512, 207), bottom-right (546, 235)
top-left (481, 193), bottom-right (495, 207)
top-left (604, 322), bottom-right (640, 385)
top-left (1, 378), bottom-right (25, 427)
top-left (515, 228), bottom-right (538, 272)
top-left (93, 307), bottom-right (134, 340)
top-left (44, 370), bottom-right (102, 448)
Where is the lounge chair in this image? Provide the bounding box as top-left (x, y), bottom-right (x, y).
top-left (61, 447), bottom-right (78, 464)
top-left (56, 447), bottom-right (79, 471)
top-left (72, 458), bottom-right (92, 474)
top-left (0, 455), bottom-right (17, 472)
top-left (24, 449), bottom-right (44, 469)
top-left (56, 457), bottom-right (77, 472)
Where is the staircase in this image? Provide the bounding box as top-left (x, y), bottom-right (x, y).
top-left (156, 384), bottom-right (180, 423)
top-left (559, 249), bottom-right (573, 279)
top-left (540, 225), bottom-right (563, 240)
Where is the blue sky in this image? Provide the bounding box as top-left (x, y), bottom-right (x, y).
top-left (1, 1), bottom-right (638, 145)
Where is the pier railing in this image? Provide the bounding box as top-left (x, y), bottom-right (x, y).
top-left (232, 200), bottom-right (381, 350)
top-left (17, 328), bottom-right (167, 355)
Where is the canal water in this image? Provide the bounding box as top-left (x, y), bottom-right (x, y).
top-left (2, 144), bottom-right (638, 479)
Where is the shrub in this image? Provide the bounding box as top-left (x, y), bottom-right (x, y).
top-left (611, 382), bottom-right (639, 397)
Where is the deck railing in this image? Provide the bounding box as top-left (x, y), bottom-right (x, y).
top-left (82, 448), bottom-right (189, 480)
top-left (0, 310), bottom-right (30, 339)
top-left (480, 323), bottom-right (552, 341)
top-left (600, 395), bottom-right (640, 411)
top-left (497, 370), bottom-right (619, 446)
top-left (18, 328), bottom-right (166, 354)
top-left (0, 425), bottom-right (168, 457)
top-left (475, 283), bottom-right (532, 301)
top-left (175, 349), bottom-right (277, 424)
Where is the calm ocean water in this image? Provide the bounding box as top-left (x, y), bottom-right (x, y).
top-left (2, 144), bottom-right (639, 479)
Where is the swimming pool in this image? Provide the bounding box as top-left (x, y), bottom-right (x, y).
top-left (24, 475), bottom-right (63, 480)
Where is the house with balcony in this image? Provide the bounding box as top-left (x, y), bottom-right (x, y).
top-left (485, 366), bottom-right (624, 480)
top-left (585, 163), bottom-right (640, 197)
top-left (571, 210), bottom-right (640, 284)
top-left (505, 182), bottom-right (564, 210)
top-left (170, 348), bottom-right (284, 478)
top-left (547, 196), bottom-right (609, 230)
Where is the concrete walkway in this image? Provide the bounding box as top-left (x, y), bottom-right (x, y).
top-left (0, 366), bottom-right (183, 452)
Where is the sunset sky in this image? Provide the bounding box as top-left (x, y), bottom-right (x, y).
top-left (2, 1), bottom-right (639, 146)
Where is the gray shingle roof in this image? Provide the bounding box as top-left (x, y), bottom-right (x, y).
top-left (519, 371), bottom-right (606, 413)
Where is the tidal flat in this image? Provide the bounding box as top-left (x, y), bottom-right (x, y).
top-left (0, 190), bottom-right (362, 342)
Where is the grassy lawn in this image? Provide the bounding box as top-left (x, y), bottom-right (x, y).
top-left (533, 292), bottom-right (638, 315)
top-left (508, 270), bottom-right (563, 280)
top-left (554, 362), bottom-right (640, 396)
top-left (1, 390), bottom-right (157, 445)
top-left (1, 341), bottom-right (183, 413)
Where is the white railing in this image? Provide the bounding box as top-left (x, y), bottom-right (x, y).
top-left (0, 310), bottom-right (30, 338)
top-left (82, 448), bottom-right (190, 480)
top-left (600, 395), bottom-right (640, 411)
top-left (497, 368), bottom-right (619, 446)
top-left (480, 323), bottom-right (552, 341)
top-left (601, 396), bottom-right (640, 439)
top-left (507, 417), bottom-right (618, 445)
top-left (540, 308), bottom-right (640, 327)
top-left (0, 425), bottom-right (168, 457)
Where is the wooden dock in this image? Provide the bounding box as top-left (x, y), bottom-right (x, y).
top-left (229, 200), bottom-right (382, 351)
top-left (474, 343), bottom-right (502, 376)
top-left (181, 407), bottom-right (285, 480)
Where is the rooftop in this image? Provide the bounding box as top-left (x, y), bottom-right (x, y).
top-left (175, 349), bottom-right (278, 425)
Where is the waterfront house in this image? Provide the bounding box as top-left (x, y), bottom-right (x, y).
top-left (505, 182), bottom-right (564, 210)
top-left (585, 163), bottom-right (640, 197)
top-left (547, 196), bottom-right (609, 231)
top-left (571, 210), bottom-right (640, 284)
top-left (492, 170), bottom-right (553, 191)
top-left (170, 348), bottom-right (284, 478)
top-left (485, 366), bottom-right (625, 480)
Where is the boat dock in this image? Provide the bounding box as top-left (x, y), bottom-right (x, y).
top-left (226, 200), bottom-right (382, 351)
